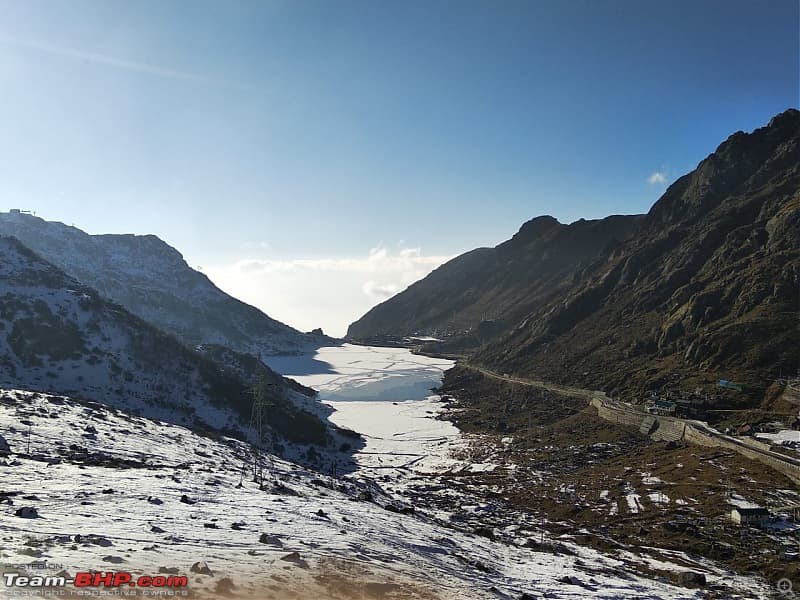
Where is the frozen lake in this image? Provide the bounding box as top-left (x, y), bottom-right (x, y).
top-left (263, 343), bottom-right (454, 401)
top-left (264, 344), bottom-right (461, 473)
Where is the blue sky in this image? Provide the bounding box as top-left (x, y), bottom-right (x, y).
top-left (0, 0), bottom-right (797, 334)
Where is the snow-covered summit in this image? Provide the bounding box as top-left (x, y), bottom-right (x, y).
top-left (0, 236), bottom-right (327, 446)
top-left (0, 212), bottom-right (328, 356)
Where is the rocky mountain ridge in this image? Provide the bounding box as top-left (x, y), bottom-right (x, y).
top-left (349, 108), bottom-right (800, 405)
top-left (0, 213), bottom-right (329, 357)
top-left (347, 213), bottom-right (644, 349)
top-left (0, 235), bottom-right (328, 446)
top-left (480, 109), bottom-right (800, 403)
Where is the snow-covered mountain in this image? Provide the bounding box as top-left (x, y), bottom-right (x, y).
top-left (0, 212), bottom-right (328, 356)
top-left (0, 236), bottom-right (328, 446)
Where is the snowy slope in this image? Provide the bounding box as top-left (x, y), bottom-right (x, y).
top-left (0, 212), bottom-right (326, 356)
top-left (0, 236), bottom-right (327, 446)
top-left (0, 388), bottom-right (769, 600)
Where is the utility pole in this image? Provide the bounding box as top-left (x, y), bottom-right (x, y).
top-left (243, 375), bottom-right (277, 489)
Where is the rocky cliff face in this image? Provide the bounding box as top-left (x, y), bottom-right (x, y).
top-left (478, 109), bottom-right (800, 402)
top-left (0, 214), bottom-right (326, 356)
top-left (347, 213), bottom-right (643, 348)
top-left (0, 236), bottom-right (327, 444)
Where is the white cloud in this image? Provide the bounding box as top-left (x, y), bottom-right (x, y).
top-left (647, 171), bottom-right (667, 185)
top-left (362, 281), bottom-right (401, 300)
top-left (204, 247), bottom-right (453, 337)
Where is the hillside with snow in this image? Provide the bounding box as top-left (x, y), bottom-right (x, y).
top-left (0, 236), bottom-right (329, 447)
top-left (0, 387), bottom-right (770, 599)
top-left (0, 212), bottom-right (327, 357)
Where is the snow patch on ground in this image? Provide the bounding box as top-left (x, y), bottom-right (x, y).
top-left (0, 388), bottom-right (752, 599)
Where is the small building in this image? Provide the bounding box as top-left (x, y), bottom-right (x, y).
top-left (718, 379), bottom-right (743, 392)
top-left (675, 398), bottom-right (704, 418)
top-left (648, 399), bottom-right (677, 416)
top-left (730, 506), bottom-right (770, 526)
top-left (9, 208), bottom-right (21, 214)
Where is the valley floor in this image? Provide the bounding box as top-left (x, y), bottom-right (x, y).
top-left (0, 345), bottom-right (781, 599)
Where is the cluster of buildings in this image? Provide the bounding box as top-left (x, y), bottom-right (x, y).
top-left (644, 389), bottom-right (707, 418)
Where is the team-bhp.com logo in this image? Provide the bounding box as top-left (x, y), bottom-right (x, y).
top-left (4, 571), bottom-right (188, 590)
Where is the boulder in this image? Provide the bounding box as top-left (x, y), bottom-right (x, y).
top-left (557, 575), bottom-right (583, 586)
top-left (676, 571), bottom-right (706, 587)
top-left (190, 561), bottom-right (213, 576)
top-left (15, 506), bottom-right (39, 518)
top-left (259, 533), bottom-right (282, 546)
top-left (279, 552), bottom-right (309, 569)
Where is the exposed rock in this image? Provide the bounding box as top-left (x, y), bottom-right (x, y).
top-left (675, 571), bottom-right (707, 587)
top-left (279, 552), bottom-right (309, 569)
top-left (259, 534), bottom-right (283, 546)
top-left (14, 506), bottom-right (39, 518)
top-left (190, 561), bottom-right (213, 576)
top-left (384, 503), bottom-right (414, 515)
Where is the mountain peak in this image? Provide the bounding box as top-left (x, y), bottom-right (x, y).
top-left (510, 215), bottom-right (561, 243)
top-left (643, 108), bottom-right (800, 230)
top-left (0, 215), bottom-right (319, 356)
top-left (767, 107), bottom-right (800, 130)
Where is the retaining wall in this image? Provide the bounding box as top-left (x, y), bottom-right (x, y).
top-left (590, 395), bottom-right (800, 485)
top-left (683, 424), bottom-right (800, 485)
